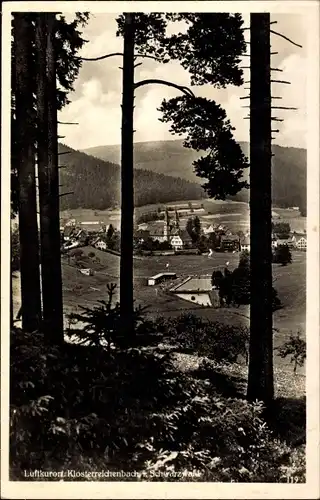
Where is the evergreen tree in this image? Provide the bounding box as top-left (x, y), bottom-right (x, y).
top-left (186, 217), bottom-right (201, 244)
top-left (106, 224), bottom-right (115, 242)
top-left (273, 245), bottom-right (292, 266)
top-left (272, 222), bottom-right (291, 238)
top-left (197, 234), bottom-right (209, 254)
top-left (12, 13), bottom-right (42, 332)
top-left (11, 12), bottom-right (89, 337)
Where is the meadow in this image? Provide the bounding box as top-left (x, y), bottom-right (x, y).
top-left (58, 246), bottom-right (306, 341)
top-left (60, 199), bottom-right (306, 234)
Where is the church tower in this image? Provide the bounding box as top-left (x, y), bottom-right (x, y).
top-left (174, 208), bottom-right (180, 230)
top-left (163, 208), bottom-right (170, 241)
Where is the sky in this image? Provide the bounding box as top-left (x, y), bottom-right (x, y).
top-left (58, 13), bottom-right (308, 151)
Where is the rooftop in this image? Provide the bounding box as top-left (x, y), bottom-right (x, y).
top-left (172, 277), bottom-right (212, 292)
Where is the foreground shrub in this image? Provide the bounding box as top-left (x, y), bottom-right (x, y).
top-left (10, 320), bottom-right (305, 483)
top-left (154, 313), bottom-right (249, 364)
top-left (66, 283), bottom-right (162, 350)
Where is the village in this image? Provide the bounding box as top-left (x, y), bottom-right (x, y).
top-left (60, 202), bottom-right (307, 259)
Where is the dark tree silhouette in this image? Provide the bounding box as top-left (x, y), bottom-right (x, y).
top-left (186, 216), bottom-right (202, 243)
top-left (247, 13), bottom-right (274, 405)
top-left (36, 13), bottom-right (64, 343)
top-left (11, 12), bottom-right (89, 338)
top-left (12, 13), bottom-right (42, 332)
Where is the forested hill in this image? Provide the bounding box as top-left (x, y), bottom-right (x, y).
top-left (58, 144), bottom-right (205, 210)
top-left (84, 140), bottom-right (306, 214)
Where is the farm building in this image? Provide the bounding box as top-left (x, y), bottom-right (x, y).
top-left (220, 235), bottom-right (240, 252)
top-left (79, 268), bottom-right (94, 276)
top-left (148, 272), bottom-right (177, 286)
top-left (275, 235), bottom-right (296, 248)
top-left (79, 221), bottom-right (107, 233)
top-left (170, 276), bottom-right (220, 307)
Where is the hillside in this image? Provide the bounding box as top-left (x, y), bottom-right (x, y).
top-left (83, 140), bottom-right (306, 214)
top-left (58, 143), bottom-right (205, 211)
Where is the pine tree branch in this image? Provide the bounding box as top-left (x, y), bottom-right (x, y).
top-left (271, 106), bottom-right (298, 110)
top-left (76, 52), bottom-right (123, 61)
top-left (270, 30), bottom-right (303, 48)
top-left (59, 191), bottom-right (74, 197)
top-left (58, 151), bottom-right (71, 156)
top-left (76, 52), bottom-right (161, 62)
top-left (58, 121), bottom-right (79, 125)
top-left (134, 79), bottom-right (195, 98)
top-left (271, 80), bottom-right (291, 84)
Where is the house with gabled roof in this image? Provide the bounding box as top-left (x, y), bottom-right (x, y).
top-left (292, 232), bottom-right (307, 250)
top-left (220, 234), bottom-right (240, 252)
top-left (240, 236), bottom-right (250, 252)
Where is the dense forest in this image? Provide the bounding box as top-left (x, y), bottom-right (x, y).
top-left (84, 140), bottom-right (307, 215)
top-left (58, 144), bottom-right (205, 210)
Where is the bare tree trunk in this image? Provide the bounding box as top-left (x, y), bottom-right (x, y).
top-left (247, 13), bottom-right (274, 404)
top-left (13, 13), bottom-right (42, 332)
top-left (36, 13), bottom-right (64, 344)
top-left (120, 13), bottom-right (135, 338)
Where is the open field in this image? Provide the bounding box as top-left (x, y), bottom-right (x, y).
top-left (12, 247), bottom-right (306, 373)
top-left (13, 247), bottom-right (306, 336)
top-left (60, 200), bottom-right (306, 235)
top-left (63, 248), bottom-right (305, 336)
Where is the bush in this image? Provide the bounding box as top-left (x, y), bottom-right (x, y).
top-left (273, 245), bottom-right (292, 266)
top-left (69, 248), bottom-right (84, 259)
top-left (155, 313), bottom-right (249, 364)
top-left (275, 332), bottom-right (306, 373)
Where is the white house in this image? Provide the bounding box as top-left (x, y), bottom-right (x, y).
top-left (203, 224), bottom-right (215, 235)
top-left (65, 218), bottom-right (77, 227)
top-left (95, 239), bottom-right (108, 251)
top-left (240, 236), bottom-right (250, 252)
top-left (64, 240), bottom-right (80, 250)
top-left (79, 268), bottom-right (94, 276)
top-left (170, 234), bottom-right (184, 251)
top-left (295, 235), bottom-right (307, 250)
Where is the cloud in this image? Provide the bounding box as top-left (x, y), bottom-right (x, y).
top-left (59, 13), bottom-right (307, 150)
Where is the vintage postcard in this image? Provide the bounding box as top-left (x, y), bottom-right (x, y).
top-left (1, 1), bottom-right (319, 498)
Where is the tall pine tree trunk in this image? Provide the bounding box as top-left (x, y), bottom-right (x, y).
top-left (247, 13), bottom-right (274, 404)
top-left (36, 13), bottom-right (64, 344)
top-left (120, 13), bottom-right (135, 338)
top-left (13, 13), bottom-right (42, 332)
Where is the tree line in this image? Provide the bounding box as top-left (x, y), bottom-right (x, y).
top-left (58, 145), bottom-right (205, 210)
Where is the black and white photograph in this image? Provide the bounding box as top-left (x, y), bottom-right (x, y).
top-left (1, 1), bottom-right (319, 498)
